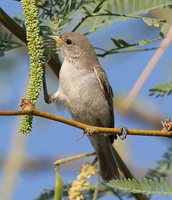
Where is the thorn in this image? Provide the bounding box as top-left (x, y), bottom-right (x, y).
top-left (76, 132), bottom-right (85, 141)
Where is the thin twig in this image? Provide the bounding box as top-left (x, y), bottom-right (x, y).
top-left (54, 152), bottom-right (96, 166)
top-left (93, 173), bottom-right (100, 200)
top-left (97, 47), bottom-right (157, 57)
top-left (0, 108), bottom-right (171, 138)
top-left (72, 12), bottom-right (166, 32)
top-left (122, 25), bottom-right (172, 110)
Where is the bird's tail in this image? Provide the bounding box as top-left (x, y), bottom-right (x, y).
top-left (90, 135), bottom-right (149, 200)
top-left (109, 146), bottom-right (149, 200)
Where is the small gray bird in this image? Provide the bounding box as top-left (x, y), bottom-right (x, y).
top-left (44, 32), bottom-right (148, 200)
top-left (44, 32), bottom-right (129, 181)
top-left (43, 33), bottom-right (132, 181)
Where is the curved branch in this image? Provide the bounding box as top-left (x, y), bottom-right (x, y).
top-left (0, 108), bottom-right (171, 138)
top-left (54, 152), bottom-right (96, 166)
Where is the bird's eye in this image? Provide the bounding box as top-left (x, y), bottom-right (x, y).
top-left (66, 39), bottom-right (72, 45)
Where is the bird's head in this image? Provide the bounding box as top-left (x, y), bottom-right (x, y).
top-left (49, 32), bottom-right (97, 62)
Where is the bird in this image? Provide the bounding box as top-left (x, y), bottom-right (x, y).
top-left (43, 32), bottom-right (130, 181)
top-left (43, 33), bottom-right (148, 200)
top-left (43, 32), bottom-right (148, 200)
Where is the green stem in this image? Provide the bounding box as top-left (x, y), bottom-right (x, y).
top-left (54, 167), bottom-right (63, 200)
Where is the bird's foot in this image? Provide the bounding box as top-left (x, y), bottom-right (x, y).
top-left (84, 128), bottom-right (96, 136)
top-left (76, 128), bottom-right (96, 141)
top-left (118, 126), bottom-right (128, 140)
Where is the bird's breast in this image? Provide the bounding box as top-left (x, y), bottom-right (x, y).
top-left (58, 62), bottom-right (97, 105)
top-left (57, 61), bottom-right (110, 126)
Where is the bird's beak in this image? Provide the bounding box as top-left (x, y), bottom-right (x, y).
top-left (48, 35), bottom-right (63, 46)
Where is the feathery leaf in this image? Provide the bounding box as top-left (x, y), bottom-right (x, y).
top-left (109, 177), bottom-right (172, 195)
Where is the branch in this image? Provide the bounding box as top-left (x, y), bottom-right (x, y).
top-left (72, 12), bottom-right (166, 32)
top-left (0, 8), bottom-right (26, 43)
top-left (54, 152), bottom-right (96, 166)
top-left (0, 108), bottom-right (171, 138)
top-left (96, 47), bottom-right (157, 57)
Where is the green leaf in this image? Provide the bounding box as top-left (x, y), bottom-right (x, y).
top-left (111, 38), bottom-right (122, 48)
top-left (147, 147), bottom-right (172, 178)
top-left (143, 17), bottom-right (161, 27)
top-left (35, 189), bottom-right (54, 200)
top-left (109, 177), bottom-right (172, 195)
top-left (166, 178), bottom-right (172, 192)
top-left (93, 0), bottom-right (104, 13)
top-left (160, 177), bottom-right (168, 192)
top-left (154, 177), bottom-right (162, 192)
top-left (139, 40), bottom-right (150, 46)
top-left (149, 81), bottom-right (172, 97)
top-left (143, 17), bottom-right (154, 26)
top-left (118, 39), bottom-right (130, 47)
top-left (54, 167), bottom-right (64, 200)
top-left (0, 32), bottom-right (22, 56)
top-left (111, 38), bottom-right (130, 48)
top-left (74, 0), bottom-right (171, 33)
top-left (160, 23), bottom-right (170, 38)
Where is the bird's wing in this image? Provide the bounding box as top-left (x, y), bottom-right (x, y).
top-left (93, 65), bottom-right (114, 128)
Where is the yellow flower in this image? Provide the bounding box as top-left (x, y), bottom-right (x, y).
top-left (68, 163), bottom-right (97, 200)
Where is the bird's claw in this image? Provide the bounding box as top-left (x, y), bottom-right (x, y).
top-left (76, 128), bottom-right (96, 141)
top-left (84, 128), bottom-right (96, 136)
top-left (119, 126), bottom-right (128, 140)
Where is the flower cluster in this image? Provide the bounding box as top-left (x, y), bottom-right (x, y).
top-left (68, 163), bottom-right (97, 200)
top-left (20, 0), bottom-right (44, 133)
